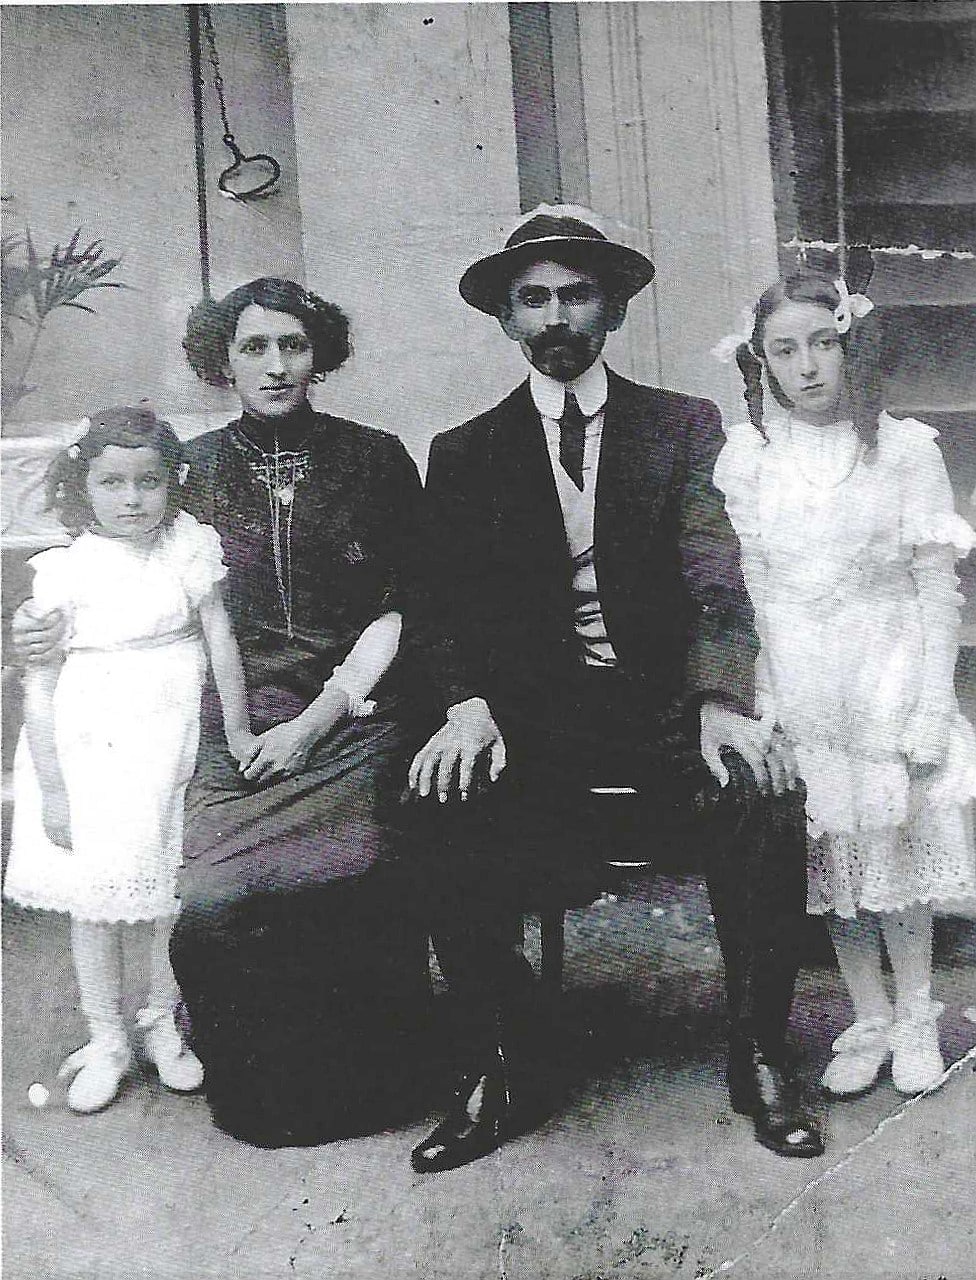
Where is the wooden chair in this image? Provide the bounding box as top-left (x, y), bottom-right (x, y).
top-left (537, 785), bottom-right (658, 993)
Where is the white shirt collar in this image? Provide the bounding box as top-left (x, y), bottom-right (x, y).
top-left (529, 359), bottom-right (608, 421)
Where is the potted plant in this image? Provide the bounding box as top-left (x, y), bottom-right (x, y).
top-left (1, 227), bottom-right (128, 417)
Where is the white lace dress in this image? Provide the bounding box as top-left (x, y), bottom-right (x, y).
top-left (5, 512), bottom-right (226, 922)
top-left (714, 412), bottom-right (976, 918)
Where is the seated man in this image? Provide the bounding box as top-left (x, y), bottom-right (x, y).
top-left (408, 205), bottom-right (822, 1172)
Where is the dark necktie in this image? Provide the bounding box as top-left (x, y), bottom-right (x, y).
top-left (558, 391), bottom-right (587, 491)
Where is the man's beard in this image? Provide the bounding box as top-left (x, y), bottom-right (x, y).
top-left (528, 330), bottom-right (594, 380)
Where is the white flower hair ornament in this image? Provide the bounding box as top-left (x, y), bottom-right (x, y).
top-left (178, 462), bottom-right (190, 486)
top-left (710, 305), bottom-right (757, 364)
top-left (833, 278), bottom-right (874, 335)
top-left (65, 417), bottom-right (91, 460)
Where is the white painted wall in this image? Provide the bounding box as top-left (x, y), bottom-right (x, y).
top-left (287, 2), bottom-right (524, 467)
top-left (1, 4), bottom-right (304, 429)
top-left (3, 0), bottom-right (779, 494)
top-left (578, 1), bottom-right (780, 427)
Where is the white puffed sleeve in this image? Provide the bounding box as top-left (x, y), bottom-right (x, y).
top-left (713, 421), bottom-right (775, 721)
top-left (881, 416), bottom-right (976, 758)
top-left (166, 511), bottom-right (228, 608)
top-left (26, 546), bottom-right (75, 617)
top-left (713, 421), bottom-right (765, 544)
top-left (881, 414), bottom-right (976, 558)
top-left (713, 422), bottom-right (769, 610)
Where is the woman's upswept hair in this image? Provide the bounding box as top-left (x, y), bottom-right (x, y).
top-left (45, 403), bottom-right (184, 535)
top-left (182, 277), bottom-right (352, 388)
top-left (734, 269), bottom-right (882, 449)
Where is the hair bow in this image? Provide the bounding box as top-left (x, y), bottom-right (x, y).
top-left (65, 417), bottom-right (91, 460)
top-left (833, 278), bottom-right (874, 335)
top-left (710, 305), bottom-right (756, 363)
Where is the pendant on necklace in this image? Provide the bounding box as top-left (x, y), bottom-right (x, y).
top-left (274, 484), bottom-right (294, 506)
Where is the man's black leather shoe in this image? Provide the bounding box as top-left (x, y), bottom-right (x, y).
top-left (728, 1041), bottom-right (825, 1158)
top-left (411, 1060), bottom-right (510, 1174)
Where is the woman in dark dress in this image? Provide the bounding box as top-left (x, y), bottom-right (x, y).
top-left (170, 278), bottom-right (430, 1146)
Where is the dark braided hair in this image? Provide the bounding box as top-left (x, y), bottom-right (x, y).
top-left (735, 270), bottom-right (882, 450)
top-left (735, 342), bottom-right (767, 440)
top-left (45, 404), bottom-right (184, 536)
top-left (183, 278), bottom-right (352, 389)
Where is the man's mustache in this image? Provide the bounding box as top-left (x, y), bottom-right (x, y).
top-left (528, 331), bottom-right (589, 357)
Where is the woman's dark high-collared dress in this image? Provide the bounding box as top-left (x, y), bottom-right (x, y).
top-left (170, 404), bottom-right (430, 1146)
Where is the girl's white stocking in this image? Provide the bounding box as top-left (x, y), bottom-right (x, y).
top-left (145, 914), bottom-right (180, 1019)
top-left (70, 919), bottom-right (126, 1047)
top-left (828, 912), bottom-right (892, 1021)
top-left (880, 903), bottom-right (934, 1017)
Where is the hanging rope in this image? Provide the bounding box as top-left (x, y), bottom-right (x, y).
top-left (186, 5), bottom-right (211, 299)
top-left (830, 0), bottom-right (847, 278)
top-left (202, 6), bottom-right (281, 201)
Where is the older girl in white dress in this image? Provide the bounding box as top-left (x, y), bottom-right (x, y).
top-left (5, 406), bottom-right (254, 1114)
top-left (712, 270), bottom-right (976, 1097)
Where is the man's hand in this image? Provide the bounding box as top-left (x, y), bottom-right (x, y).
top-left (11, 601), bottom-right (68, 665)
top-left (408, 697), bottom-right (506, 802)
top-left (700, 701), bottom-right (787, 796)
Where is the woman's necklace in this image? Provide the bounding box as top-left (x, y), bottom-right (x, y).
top-left (786, 414), bottom-right (863, 491)
top-left (234, 424), bottom-right (312, 638)
top-left (266, 433), bottom-right (296, 638)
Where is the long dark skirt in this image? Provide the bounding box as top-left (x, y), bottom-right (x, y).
top-left (171, 708), bottom-right (432, 1147)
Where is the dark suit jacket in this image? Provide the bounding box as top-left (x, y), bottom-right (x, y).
top-left (423, 368), bottom-right (758, 737)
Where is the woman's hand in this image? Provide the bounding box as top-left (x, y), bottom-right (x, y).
top-left (226, 728), bottom-right (261, 770)
top-left (11, 601), bottom-right (68, 665)
top-left (240, 718), bottom-right (320, 782)
top-left (41, 787), bottom-right (72, 850)
top-left (408, 697), bottom-right (506, 802)
top-left (239, 688), bottom-right (349, 783)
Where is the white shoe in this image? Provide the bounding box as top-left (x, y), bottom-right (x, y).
top-left (890, 998), bottom-right (945, 1095)
top-left (137, 1008), bottom-right (204, 1092)
top-left (820, 1016), bottom-right (892, 1096)
top-left (59, 1036), bottom-right (132, 1114)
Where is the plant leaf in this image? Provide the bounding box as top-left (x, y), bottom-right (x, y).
top-left (23, 227), bottom-right (48, 316)
top-left (86, 259), bottom-right (120, 279)
top-left (61, 301), bottom-right (97, 313)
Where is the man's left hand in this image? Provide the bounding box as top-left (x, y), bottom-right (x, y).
top-left (408, 697), bottom-right (506, 802)
top-left (700, 701), bottom-right (783, 796)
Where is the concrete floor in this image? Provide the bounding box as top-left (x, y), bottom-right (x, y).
top-left (4, 877), bottom-right (975, 1280)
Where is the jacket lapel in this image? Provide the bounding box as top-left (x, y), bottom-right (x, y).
top-left (488, 381), bottom-right (570, 579)
top-left (594, 369), bottom-right (674, 562)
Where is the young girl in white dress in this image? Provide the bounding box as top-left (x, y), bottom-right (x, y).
top-left (712, 270), bottom-right (976, 1097)
top-left (5, 405), bottom-right (255, 1114)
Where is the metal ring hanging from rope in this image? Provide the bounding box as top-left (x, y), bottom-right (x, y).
top-left (202, 5), bottom-right (281, 201)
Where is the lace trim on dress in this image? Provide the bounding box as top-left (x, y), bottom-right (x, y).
top-left (808, 817), bottom-right (976, 919)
